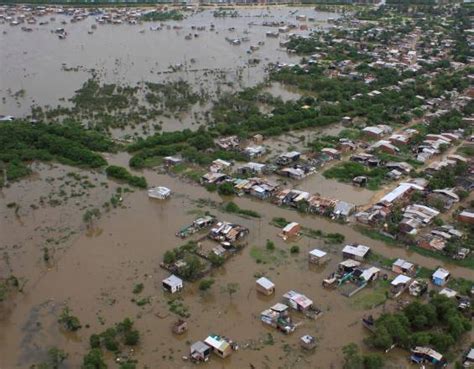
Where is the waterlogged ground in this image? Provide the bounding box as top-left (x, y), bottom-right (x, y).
top-left (1, 156), bottom-right (473, 369)
top-left (0, 7), bottom-right (336, 125)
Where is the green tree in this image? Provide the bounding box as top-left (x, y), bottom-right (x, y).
top-left (82, 349), bottom-right (107, 369)
top-left (199, 279), bottom-right (215, 291)
top-left (58, 307), bottom-right (81, 331)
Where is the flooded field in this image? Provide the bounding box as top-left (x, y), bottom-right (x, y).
top-left (1, 156), bottom-right (472, 368)
top-left (0, 7), bottom-right (336, 127)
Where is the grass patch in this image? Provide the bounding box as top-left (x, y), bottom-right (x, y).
top-left (222, 201), bottom-right (261, 219)
top-left (354, 225), bottom-right (399, 246)
top-left (250, 246), bottom-right (288, 265)
top-left (323, 162), bottom-right (388, 190)
top-left (350, 280), bottom-right (390, 310)
top-left (271, 217), bottom-right (345, 244)
top-left (411, 245), bottom-right (474, 270)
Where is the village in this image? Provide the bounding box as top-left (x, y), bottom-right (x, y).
top-left (0, 1), bottom-right (473, 369)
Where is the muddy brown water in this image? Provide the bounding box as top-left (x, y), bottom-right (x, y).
top-left (1, 156), bottom-right (472, 369)
top-left (1, 7), bottom-right (472, 369)
top-left (0, 7), bottom-right (336, 131)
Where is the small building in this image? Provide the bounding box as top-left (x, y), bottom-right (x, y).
top-left (280, 167), bottom-right (306, 180)
top-left (300, 335), bottom-right (316, 350)
top-left (352, 176), bottom-right (367, 187)
top-left (238, 162), bottom-right (266, 175)
top-left (370, 140), bottom-right (399, 155)
top-left (204, 335), bottom-right (232, 358)
top-left (260, 303), bottom-right (295, 334)
top-left (333, 201), bottom-right (355, 220)
top-left (282, 290), bottom-right (313, 312)
top-left (256, 277), bottom-right (275, 296)
top-left (391, 275), bottom-right (412, 298)
top-left (342, 244), bottom-right (370, 261)
top-left (164, 156), bottom-right (183, 167)
top-left (432, 268), bottom-right (450, 286)
top-left (463, 348), bottom-right (474, 368)
top-left (244, 145), bottom-right (266, 159)
top-left (308, 249), bottom-right (328, 265)
top-left (410, 347), bottom-right (446, 367)
top-left (190, 341), bottom-right (211, 362)
top-left (148, 186), bottom-right (171, 200)
top-left (201, 172), bottom-right (228, 185)
top-left (321, 147), bottom-right (341, 160)
top-left (360, 267), bottom-right (380, 283)
top-left (276, 151), bottom-right (301, 166)
top-left (392, 259), bottom-right (416, 276)
top-left (210, 159), bottom-right (232, 173)
top-left (279, 222), bottom-right (301, 240)
top-left (439, 288), bottom-right (457, 299)
top-left (162, 274), bottom-right (183, 294)
top-left (458, 210), bottom-right (474, 225)
top-left (172, 319), bottom-right (188, 335)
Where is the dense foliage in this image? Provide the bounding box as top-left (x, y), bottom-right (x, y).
top-left (140, 10), bottom-right (183, 22)
top-left (0, 122), bottom-right (112, 185)
top-left (366, 295), bottom-right (471, 353)
top-left (105, 165), bottom-right (147, 188)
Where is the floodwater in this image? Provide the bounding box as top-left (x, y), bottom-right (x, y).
top-left (0, 7), bottom-right (337, 127)
top-left (1, 6), bottom-right (472, 369)
top-left (1, 156), bottom-right (472, 369)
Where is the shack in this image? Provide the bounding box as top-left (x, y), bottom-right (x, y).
top-left (190, 341), bottom-right (211, 362)
top-left (260, 303), bottom-right (295, 334)
top-left (279, 222), bottom-right (301, 240)
top-left (432, 268), bottom-right (450, 286)
top-left (172, 319), bottom-right (188, 335)
top-left (410, 347), bottom-right (447, 366)
top-left (162, 274), bottom-right (183, 294)
top-left (148, 186), bottom-right (171, 200)
top-left (392, 259), bottom-right (416, 276)
top-left (204, 335), bottom-right (232, 358)
top-left (391, 275), bottom-right (412, 298)
top-left (308, 249), bottom-right (328, 265)
top-left (283, 290), bottom-right (312, 311)
top-left (256, 277), bottom-right (275, 296)
top-left (342, 244), bottom-right (370, 261)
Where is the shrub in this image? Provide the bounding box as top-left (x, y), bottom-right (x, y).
top-left (199, 279), bottom-right (215, 291)
top-left (290, 245), bottom-right (300, 254)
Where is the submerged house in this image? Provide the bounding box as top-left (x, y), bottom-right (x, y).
top-left (282, 290), bottom-right (314, 313)
top-left (308, 249), bottom-right (328, 265)
top-left (391, 274), bottom-right (412, 298)
top-left (279, 222), bottom-right (301, 240)
top-left (204, 335), bottom-right (233, 359)
top-left (209, 222), bottom-right (249, 244)
top-left (410, 347), bottom-right (447, 367)
top-left (276, 151), bottom-right (301, 166)
top-left (256, 277), bottom-right (275, 296)
top-left (162, 275), bottom-right (183, 294)
top-left (190, 341), bottom-right (211, 362)
top-left (260, 303), bottom-right (295, 334)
